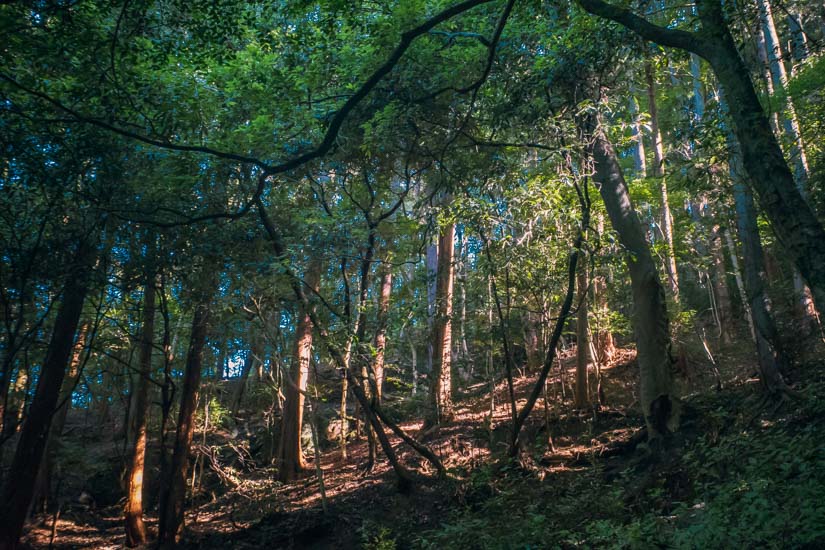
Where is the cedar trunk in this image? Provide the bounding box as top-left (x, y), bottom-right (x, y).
top-left (124, 279), bottom-right (156, 547)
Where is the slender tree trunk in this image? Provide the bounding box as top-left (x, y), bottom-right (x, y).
top-left (427, 223), bottom-right (455, 426)
top-left (589, 123), bottom-right (679, 437)
top-left (710, 226), bottom-right (734, 344)
top-left (426, 240), bottom-right (438, 375)
top-left (0, 240), bottom-right (94, 549)
top-left (756, 0), bottom-right (818, 329)
top-left (231, 334), bottom-right (262, 417)
top-left (372, 264), bottom-right (392, 402)
top-left (645, 62), bottom-right (680, 303)
top-left (628, 94), bottom-right (647, 177)
top-left (157, 283), bottom-right (215, 547)
top-left (730, 140), bottom-right (790, 393)
top-left (574, 256), bottom-right (589, 409)
top-left (276, 259), bottom-right (322, 482)
top-left (723, 228), bottom-right (756, 342)
top-left (124, 278), bottom-right (156, 547)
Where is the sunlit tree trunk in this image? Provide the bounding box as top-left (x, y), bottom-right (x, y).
top-left (427, 222), bottom-right (455, 426)
top-left (0, 240), bottom-right (94, 549)
top-left (157, 282), bottom-right (216, 547)
top-left (277, 258), bottom-right (322, 482)
top-left (124, 278), bottom-right (156, 547)
top-left (645, 61), bottom-right (680, 303)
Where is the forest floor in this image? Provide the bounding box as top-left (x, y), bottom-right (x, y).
top-left (20, 341), bottom-right (825, 549)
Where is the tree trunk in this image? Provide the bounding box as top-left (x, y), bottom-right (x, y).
top-left (645, 62), bottom-right (680, 303)
top-left (427, 223), bottom-right (455, 426)
top-left (628, 94), bottom-right (647, 177)
top-left (730, 139), bottom-right (790, 393)
top-left (231, 334), bottom-right (262, 417)
top-left (157, 283), bottom-right (215, 547)
top-left (710, 226), bottom-right (734, 345)
top-left (0, 240), bottom-right (94, 549)
top-left (124, 278), bottom-right (156, 547)
top-left (590, 124), bottom-right (679, 437)
top-left (574, 257), bottom-right (589, 409)
top-left (276, 259), bottom-right (322, 482)
top-left (371, 264), bottom-right (392, 402)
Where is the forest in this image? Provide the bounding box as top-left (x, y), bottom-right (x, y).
top-left (1, 0), bottom-right (824, 548)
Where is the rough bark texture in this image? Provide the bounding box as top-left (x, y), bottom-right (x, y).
top-left (157, 285), bottom-right (215, 547)
top-left (277, 259), bottom-right (322, 482)
top-left (124, 279), bottom-right (156, 547)
top-left (0, 240), bottom-right (94, 549)
top-left (428, 223), bottom-right (455, 425)
top-left (590, 127), bottom-right (679, 437)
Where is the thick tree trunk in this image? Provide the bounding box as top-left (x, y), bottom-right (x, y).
top-left (157, 284), bottom-right (215, 547)
top-left (277, 259), bottom-right (322, 482)
top-left (590, 126), bottom-right (679, 437)
top-left (124, 279), bottom-right (156, 547)
top-left (427, 223), bottom-right (455, 425)
top-left (0, 240), bottom-right (94, 549)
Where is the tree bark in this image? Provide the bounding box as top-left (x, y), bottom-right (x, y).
top-left (276, 258), bottom-right (322, 482)
top-left (371, 263), bottom-right (392, 402)
top-left (157, 282), bottom-right (216, 547)
top-left (710, 225), bottom-right (734, 345)
top-left (427, 223), bottom-right (455, 426)
top-left (124, 278), bottom-right (156, 547)
top-left (0, 239), bottom-right (94, 549)
top-left (589, 124), bottom-right (679, 437)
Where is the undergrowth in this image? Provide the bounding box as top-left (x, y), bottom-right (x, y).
top-left (408, 379), bottom-right (825, 549)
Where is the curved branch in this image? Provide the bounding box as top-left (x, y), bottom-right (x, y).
top-left (577, 0), bottom-right (708, 58)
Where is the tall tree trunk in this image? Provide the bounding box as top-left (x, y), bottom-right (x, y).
top-left (157, 283), bottom-right (215, 547)
top-left (426, 240), bottom-right (438, 375)
top-left (34, 318), bottom-right (91, 511)
top-left (427, 223), bottom-right (455, 426)
top-left (730, 140), bottom-right (790, 393)
top-left (371, 264), bottom-right (392, 402)
top-left (124, 278), bottom-right (156, 547)
top-left (276, 259), bottom-right (322, 482)
top-left (589, 122), bottom-right (679, 437)
top-left (574, 257), bottom-right (589, 409)
top-left (755, 0), bottom-right (818, 329)
top-left (645, 61), bottom-right (680, 303)
top-left (231, 334), bottom-right (262, 417)
top-left (0, 240), bottom-right (94, 549)
top-left (710, 225), bottom-right (734, 345)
